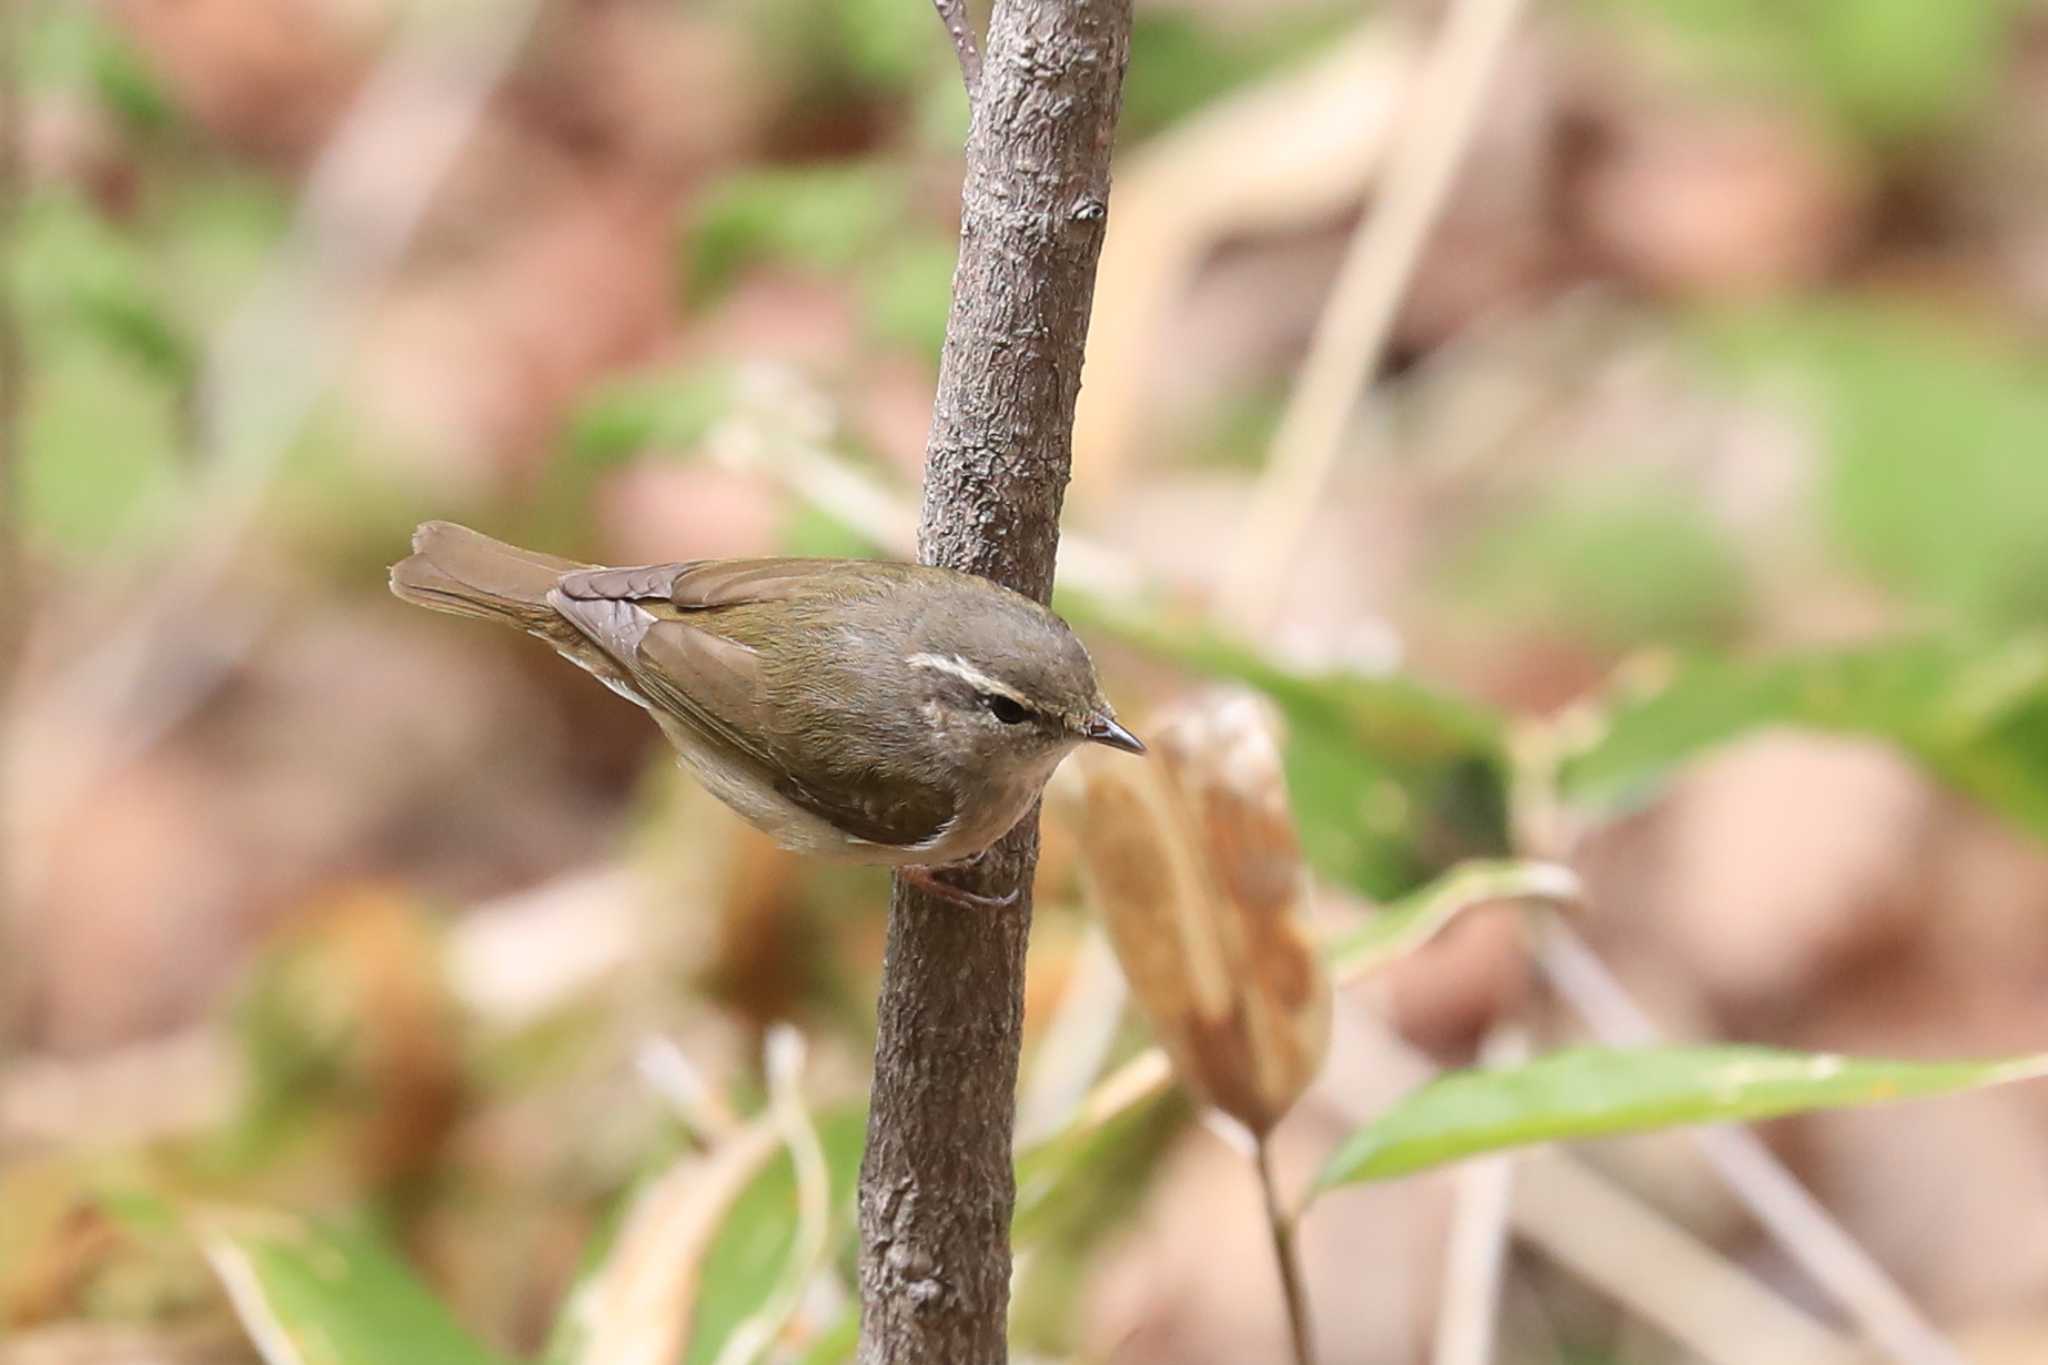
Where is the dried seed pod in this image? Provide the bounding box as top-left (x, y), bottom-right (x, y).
top-left (1072, 689), bottom-right (1332, 1135)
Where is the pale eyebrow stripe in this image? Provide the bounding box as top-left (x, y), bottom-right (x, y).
top-left (906, 652), bottom-right (1032, 706)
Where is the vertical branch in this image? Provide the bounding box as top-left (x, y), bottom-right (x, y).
top-left (856, 2), bottom-right (1132, 1362)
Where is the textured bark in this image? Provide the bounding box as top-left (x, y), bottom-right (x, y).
top-left (855, 2), bottom-right (1132, 1362)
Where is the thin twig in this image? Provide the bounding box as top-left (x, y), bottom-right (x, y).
top-left (1256, 1137), bottom-right (1318, 1365)
top-left (1220, 0), bottom-right (1526, 626)
top-left (1513, 1149), bottom-right (1861, 1365)
top-left (1536, 918), bottom-right (1966, 1365)
top-left (1431, 1027), bottom-right (1528, 1365)
top-left (931, 0), bottom-right (984, 98)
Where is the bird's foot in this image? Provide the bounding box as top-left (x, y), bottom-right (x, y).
top-left (902, 862), bottom-right (1020, 910)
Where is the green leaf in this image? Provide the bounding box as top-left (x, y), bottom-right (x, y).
top-left (1010, 1080), bottom-right (1188, 1353)
top-left (1320, 1045), bottom-right (2048, 1189)
top-left (1560, 635), bottom-right (2048, 838)
top-left (684, 1107), bottom-right (865, 1365)
top-left (206, 1219), bottom-right (506, 1365)
top-left (542, 1107), bottom-right (866, 1365)
top-left (1065, 597), bottom-right (1514, 898)
top-left (1013, 1073), bottom-right (1188, 1248)
top-left (1327, 859), bottom-right (1580, 980)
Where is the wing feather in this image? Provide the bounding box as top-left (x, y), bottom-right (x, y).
top-left (550, 556), bottom-right (955, 850)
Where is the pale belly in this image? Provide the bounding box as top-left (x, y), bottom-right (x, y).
top-left (652, 712), bottom-right (871, 858)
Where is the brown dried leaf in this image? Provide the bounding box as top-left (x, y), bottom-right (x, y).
top-left (1073, 690), bottom-right (1332, 1135)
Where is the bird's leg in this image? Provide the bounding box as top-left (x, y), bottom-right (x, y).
top-left (902, 861), bottom-right (1019, 910)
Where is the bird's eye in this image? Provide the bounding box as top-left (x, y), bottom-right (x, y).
top-left (982, 692), bottom-right (1030, 724)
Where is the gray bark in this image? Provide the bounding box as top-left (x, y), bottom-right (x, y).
top-left (855, 2), bottom-right (1133, 1362)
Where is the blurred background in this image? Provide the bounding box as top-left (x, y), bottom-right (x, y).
top-left (6, 0), bottom-right (2048, 1362)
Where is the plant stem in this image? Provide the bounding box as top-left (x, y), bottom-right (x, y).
top-left (1257, 1137), bottom-right (1318, 1365)
top-left (854, 2), bottom-right (1133, 1362)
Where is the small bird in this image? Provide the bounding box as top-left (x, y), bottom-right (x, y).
top-left (390, 521), bottom-right (1144, 906)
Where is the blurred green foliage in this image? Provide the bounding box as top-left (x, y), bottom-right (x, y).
top-left (683, 1108), bottom-right (866, 1365)
top-left (684, 164), bottom-right (956, 362)
top-left (1562, 635), bottom-right (2048, 838)
top-left (13, 192), bottom-right (189, 546)
top-left (19, 0), bottom-right (2048, 1358)
top-left (25, 2), bottom-right (177, 131)
top-left (18, 192), bottom-right (193, 385)
top-left (1120, 5), bottom-right (1357, 138)
top-left (745, 0), bottom-right (944, 100)
top-left (1446, 489), bottom-right (1751, 649)
top-left (687, 166), bottom-right (909, 300)
top-left (565, 367), bottom-right (739, 469)
top-left (12, 9), bottom-right (292, 558)
top-left (856, 235), bottom-right (958, 362)
top-left (1010, 1084), bottom-right (1189, 1354)
top-left (1700, 303), bottom-right (2048, 628)
top-left (1584, 0), bottom-right (2024, 139)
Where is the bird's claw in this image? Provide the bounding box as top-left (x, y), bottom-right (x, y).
top-left (902, 864), bottom-right (1020, 910)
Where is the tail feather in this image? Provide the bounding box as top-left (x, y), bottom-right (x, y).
top-left (389, 521), bottom-right (585, 632)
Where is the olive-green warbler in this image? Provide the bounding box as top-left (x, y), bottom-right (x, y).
top-left (391, 521), bottom-right (1143, 906)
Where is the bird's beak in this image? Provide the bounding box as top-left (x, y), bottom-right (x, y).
top-left (1082, 712), bottom-right (1146, 754)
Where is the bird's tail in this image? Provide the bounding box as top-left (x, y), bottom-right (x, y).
top-left (389, 521), bottom-right (584, 632)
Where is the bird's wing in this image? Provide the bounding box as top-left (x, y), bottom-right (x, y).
top-left (792, 781), bottom-right (956, 851)
top-left (550, 564), bottom-right (782, 766)
top-left (550, 558), bottom-right (954, 850)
